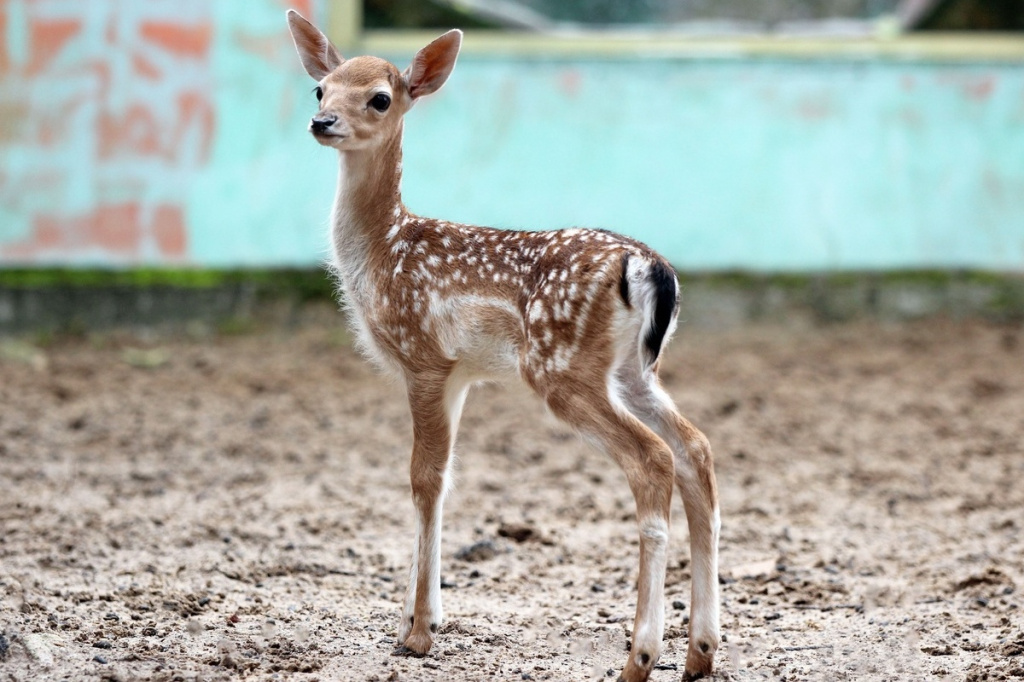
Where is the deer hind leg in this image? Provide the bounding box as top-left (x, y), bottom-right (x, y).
top-left (544, 380), bottom-right (674, 682)
top-left (397, 369), bottom-right (469, 655)
top-left (617, 366), bottom-right (721, 680)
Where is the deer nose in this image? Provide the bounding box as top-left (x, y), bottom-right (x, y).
top-left (310, 114), bottom-right (337, 133)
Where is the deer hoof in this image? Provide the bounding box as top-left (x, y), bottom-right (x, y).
top-left (683, 642), bottom-right (715, 680)
top-left (616, 650), bottom-right (656, 682)
top-left (400, 628), bottom-right (435, 655)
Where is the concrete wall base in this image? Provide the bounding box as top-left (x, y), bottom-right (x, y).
top-left (1, 271), bottom-right (1022, 335)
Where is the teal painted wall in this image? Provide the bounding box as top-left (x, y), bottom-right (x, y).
top-left (0, 0), bottom-right (330, 266)
top-left (399, 56), bottom-right (1024, 271)
top-left (1, 1), bottom-right (1022, 271)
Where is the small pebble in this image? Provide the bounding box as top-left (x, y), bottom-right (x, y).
top-left (454, 540), bottom-right (497, 563)
top-left (497, 523), bottom-right (536, 543)
top-left (93, 641), bottom-right (112, 649)
top-left (93, 655), bottom-right (108, 664)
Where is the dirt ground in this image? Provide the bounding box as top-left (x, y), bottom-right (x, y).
top-left (1, 314), bottom-right (1022, 682)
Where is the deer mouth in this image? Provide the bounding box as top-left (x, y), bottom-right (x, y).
top-left (312, 130), bottom-right (346, 139)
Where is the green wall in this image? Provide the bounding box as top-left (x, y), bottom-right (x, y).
top-left (1, 0), bottom-right (1022, 271)
top-left (398, 55), bottom-right (1024, 271)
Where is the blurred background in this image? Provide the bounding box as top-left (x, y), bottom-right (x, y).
top-left (0, 0), bottom-right (1022, 328)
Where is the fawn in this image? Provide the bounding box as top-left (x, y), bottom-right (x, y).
top-left (286, 10), bottom-right (721, 681)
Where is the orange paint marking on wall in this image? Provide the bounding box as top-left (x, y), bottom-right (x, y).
top-left (88, 61), bottom-right (112, 99)
top-left (965, 76), bottom-right (995, 101)
top-left (140, 21), bottom-right (212, 59)
top-left (559, 70), bottom-right (582, 98)
top-left (0, 1), bottom-right (334, 266)
top-left (33, 220), bottom-right (64, 250)
top-left (4, 203), bottom-right (189, 260)
top-left (796, 95), bottom-right (834, 120)
top-left (38, 116), bottom-right (60, 146)
top-left (0, 101), bottom-right (31, 143)
top-left (152, 206), bottom-right (188, 257)
top-left (4, 204), bottom-right (142, 258)
top-left (0, 12), bottom-right (9, 74)
top-left (96, 93), bottom-right (215, 163)
top-left (234, 29), bottom-right (284, 62)
top-left (938, 73), bottom-right (999, 102)
top-left (105, 13), bottom-right (117, 45)
top-left (33, 95), bottom-right (87, 147)
top-left (81, 204), bottom-right (145, 253)
top-left (279, 0), bottom-right (313, 19)
top-left (97, 106), bottom-right (162, 160)
top-left (27, 18), bottom-right (82, 76)
top-left (132, 53), bottom-right (161, 80)
top-left (173, 92), bottom-right (216, 163)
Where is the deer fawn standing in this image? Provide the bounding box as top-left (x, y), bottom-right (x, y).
top-left (286, 11), bottom-right (721, 681)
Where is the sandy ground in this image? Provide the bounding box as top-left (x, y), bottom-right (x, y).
top-left (1, 315), bottom-right (1022, 682)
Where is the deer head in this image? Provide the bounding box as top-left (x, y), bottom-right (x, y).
top-left (286, 10), bottom-right (462, 152)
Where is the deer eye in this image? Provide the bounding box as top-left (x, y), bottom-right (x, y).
top-left (370, 93), bottom-right (391, 112)
top-left (314, 86), bottom-right (323, 102)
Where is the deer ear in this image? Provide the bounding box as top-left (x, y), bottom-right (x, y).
top-left (287, 9), bottom-right (343, 81)
top-left (403, 29), bottom-right (462, 99)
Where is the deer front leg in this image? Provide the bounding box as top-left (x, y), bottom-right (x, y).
top-left (397, 370), bottom-right (467, 654)
top-left (398, 484), bottom-right (442, 654)
top-left (397, 534), bottom-right (421, 646)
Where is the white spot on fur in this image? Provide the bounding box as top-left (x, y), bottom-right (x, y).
top-left (528, 300), bottom-right (544, 323)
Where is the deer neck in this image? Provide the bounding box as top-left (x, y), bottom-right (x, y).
top-left (330, 129), bottom-right (404, 283)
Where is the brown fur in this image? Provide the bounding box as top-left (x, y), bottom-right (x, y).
top-left (286, 11), bottom-right (722, 681)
